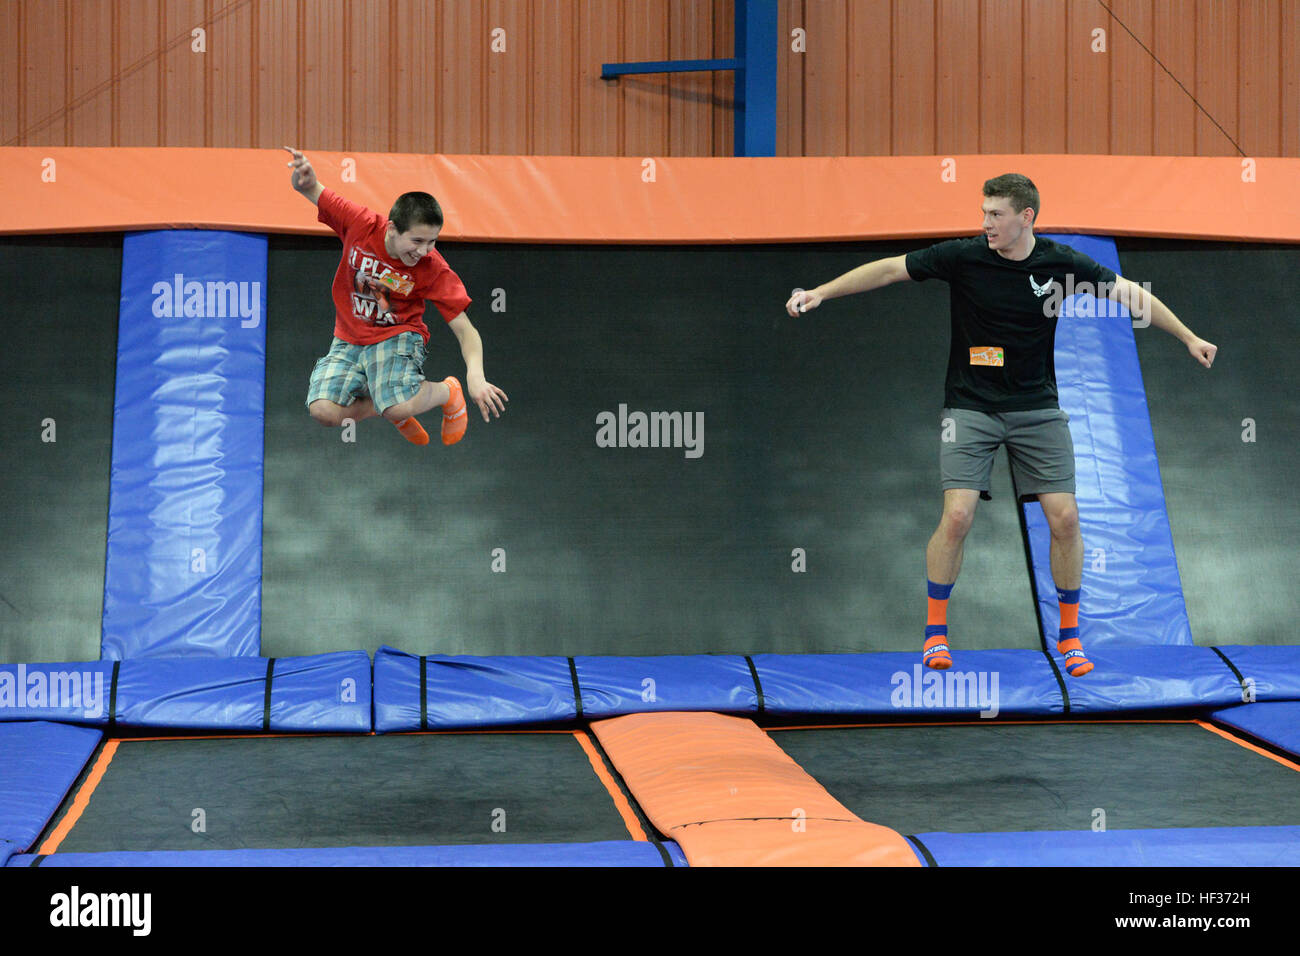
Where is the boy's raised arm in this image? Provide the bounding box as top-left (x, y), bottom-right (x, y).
top-left (283, 146), bottom-right (324, 205)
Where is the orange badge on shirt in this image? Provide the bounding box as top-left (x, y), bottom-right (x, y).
top-left (377, 273), bottom-right (414, 296)
top-left (970, 346), bottom-right (1004, 367)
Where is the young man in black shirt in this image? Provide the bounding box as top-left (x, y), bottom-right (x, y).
top-left (786, 173), bottom-right (1217, 677)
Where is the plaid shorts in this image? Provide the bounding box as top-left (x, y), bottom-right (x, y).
top-left (305, 332), bottom-right (427, 414)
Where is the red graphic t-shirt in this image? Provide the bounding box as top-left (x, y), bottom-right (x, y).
top-left (317, 187), bottom-right (472, 345)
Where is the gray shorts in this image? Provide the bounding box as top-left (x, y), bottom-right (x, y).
top-left (940, 406), bottom-right (1075, 500)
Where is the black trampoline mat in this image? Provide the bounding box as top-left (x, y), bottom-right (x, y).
top-left (260, 239), bottom-right (1038, 658)
top-left (770, 721), bottom-right (1300, 835)
top-left (47, 733), bottom-right (640, 854)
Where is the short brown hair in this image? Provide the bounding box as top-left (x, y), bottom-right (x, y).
top-left (389, 191), bottom-right (444, 234)
top-left (983, 173), bottom-right (1040, 224)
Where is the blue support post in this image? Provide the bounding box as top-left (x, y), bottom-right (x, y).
top-left (600, 0), bottom-right (777, 157)
top-left (735, 0), bottom-right (777, 156)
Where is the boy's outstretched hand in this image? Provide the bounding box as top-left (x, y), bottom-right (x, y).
top-left (283, 146), bottom-right (322, 203)
top-left (467, 374), bottom-right (509, 422)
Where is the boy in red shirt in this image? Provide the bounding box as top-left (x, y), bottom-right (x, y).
top-left (284, 147), bottom-right (507, 445)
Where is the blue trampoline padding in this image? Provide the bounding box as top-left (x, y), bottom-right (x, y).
top-left (914, 826), bottom-right (1300, 866)
top-left (1209, 701), bottom-right (1300, 759)
top-left (112, 652), bottom-right (370, 731)
top-left (371, 643), bottom-right (1292, 726)
top-left (1030, 234), bottom-right (1192, 648)
top-left (264, 652), bottom-right (371, 732)
top-left (574, 655), bottom-right (758, 717)
top-left (1211, 644), bottom-right (1300, 702)
top-left (1063, 646), bottom-right (1243, 712)
top-left (374, 647), bottom-right (578, 731)
top-left (0, 721), bottom-right (103, 851)
top-left (115, 656), bottom-right (271, 729)
top-left (752, 651), bottom-right (1064, 717)
top-left (11, 841), bottom-right (688, 867)
top-left (0, 841), bottom-right (16, 867)
top-left (102, 230), bottom-right (268, 659)
top-left (0, 661), bottom-right (117, 724)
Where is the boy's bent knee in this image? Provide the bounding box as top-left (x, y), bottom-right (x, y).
top-left (382, 392), bottom-right (421, 422)
top-left (309, 400), bottom-right (344, 426)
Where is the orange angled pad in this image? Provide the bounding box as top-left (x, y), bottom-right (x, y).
top-left (591, 711), bottom-right (920, 867)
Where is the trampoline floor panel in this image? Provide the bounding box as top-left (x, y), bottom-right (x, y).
top-left (41, 732), bottom-right (647, 855)
top-left (770, 721), bottom-right (1300, 835)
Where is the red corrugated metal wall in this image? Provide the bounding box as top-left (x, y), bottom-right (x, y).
top-left (2, 0), bottom-right (1296, 156)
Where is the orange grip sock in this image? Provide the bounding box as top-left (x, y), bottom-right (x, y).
top-left (394, 416), bottom-right (430, 445)
top-left (441, 376), bottom-right (467, 446)
top-left (927, 596), bottom-right (949, 627)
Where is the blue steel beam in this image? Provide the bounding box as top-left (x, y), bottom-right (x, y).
top-left (600, 58), bottom-right (739, 78)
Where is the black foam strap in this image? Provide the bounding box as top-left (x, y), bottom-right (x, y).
top-left (419, 656), bottom-right (428, 730)
top-left (262, 658), bottom-right (276, 731)
top-left (568, 658), bottom-right (583, 719)
top-left (744, 655), bottom-right (765, 714)
top-left (108, 660), bottom-right (120, 728)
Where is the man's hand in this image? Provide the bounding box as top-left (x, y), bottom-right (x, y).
top-left (283, 146), bottom-right (322, 202)
top-left (1187, 336), bottom-right (1218, 368)
top-left (466, 373), bottom-right (509, 422)
top-left (786, 288), bottom-right (824, 316)
top-left (784, 257), bottom-right (911, 316)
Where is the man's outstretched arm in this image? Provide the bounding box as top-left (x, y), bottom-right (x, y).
top-left (786, 255), bottom-right (911, 316)
top-left (283, 146), bottom-right (324, 205)
top-left (1108, 276), bottom-right (1218, 368)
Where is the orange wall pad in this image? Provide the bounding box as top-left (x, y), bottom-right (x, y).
top-left (2, 148), bottom-right (1299, 243)
top-left (591, 711), bottom-right (920, 867)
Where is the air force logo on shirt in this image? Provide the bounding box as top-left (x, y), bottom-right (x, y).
top-left (1029, 274), bottom-right (1054, 298)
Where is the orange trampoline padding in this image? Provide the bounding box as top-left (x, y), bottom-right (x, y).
top-left (591, 711), bottom-right (920, 867)
top-left (3, 149), bottom-right (1299, 243)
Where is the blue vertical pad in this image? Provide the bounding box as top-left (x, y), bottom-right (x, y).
top-left (1028, 235), bottom-right (1191, 647)
top-left (102, 230), bottom-right (267, 659)
top-left (0, 721), bottom-right (103, 852)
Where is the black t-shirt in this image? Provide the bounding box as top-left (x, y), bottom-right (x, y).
top-left (905, 236), bottom-right (1118, 412)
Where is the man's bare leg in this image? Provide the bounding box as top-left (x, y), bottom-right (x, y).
top-left (922, 489), bottom-right (981, 669)
top-left (1039, 491), bottom-right (1093, 676)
